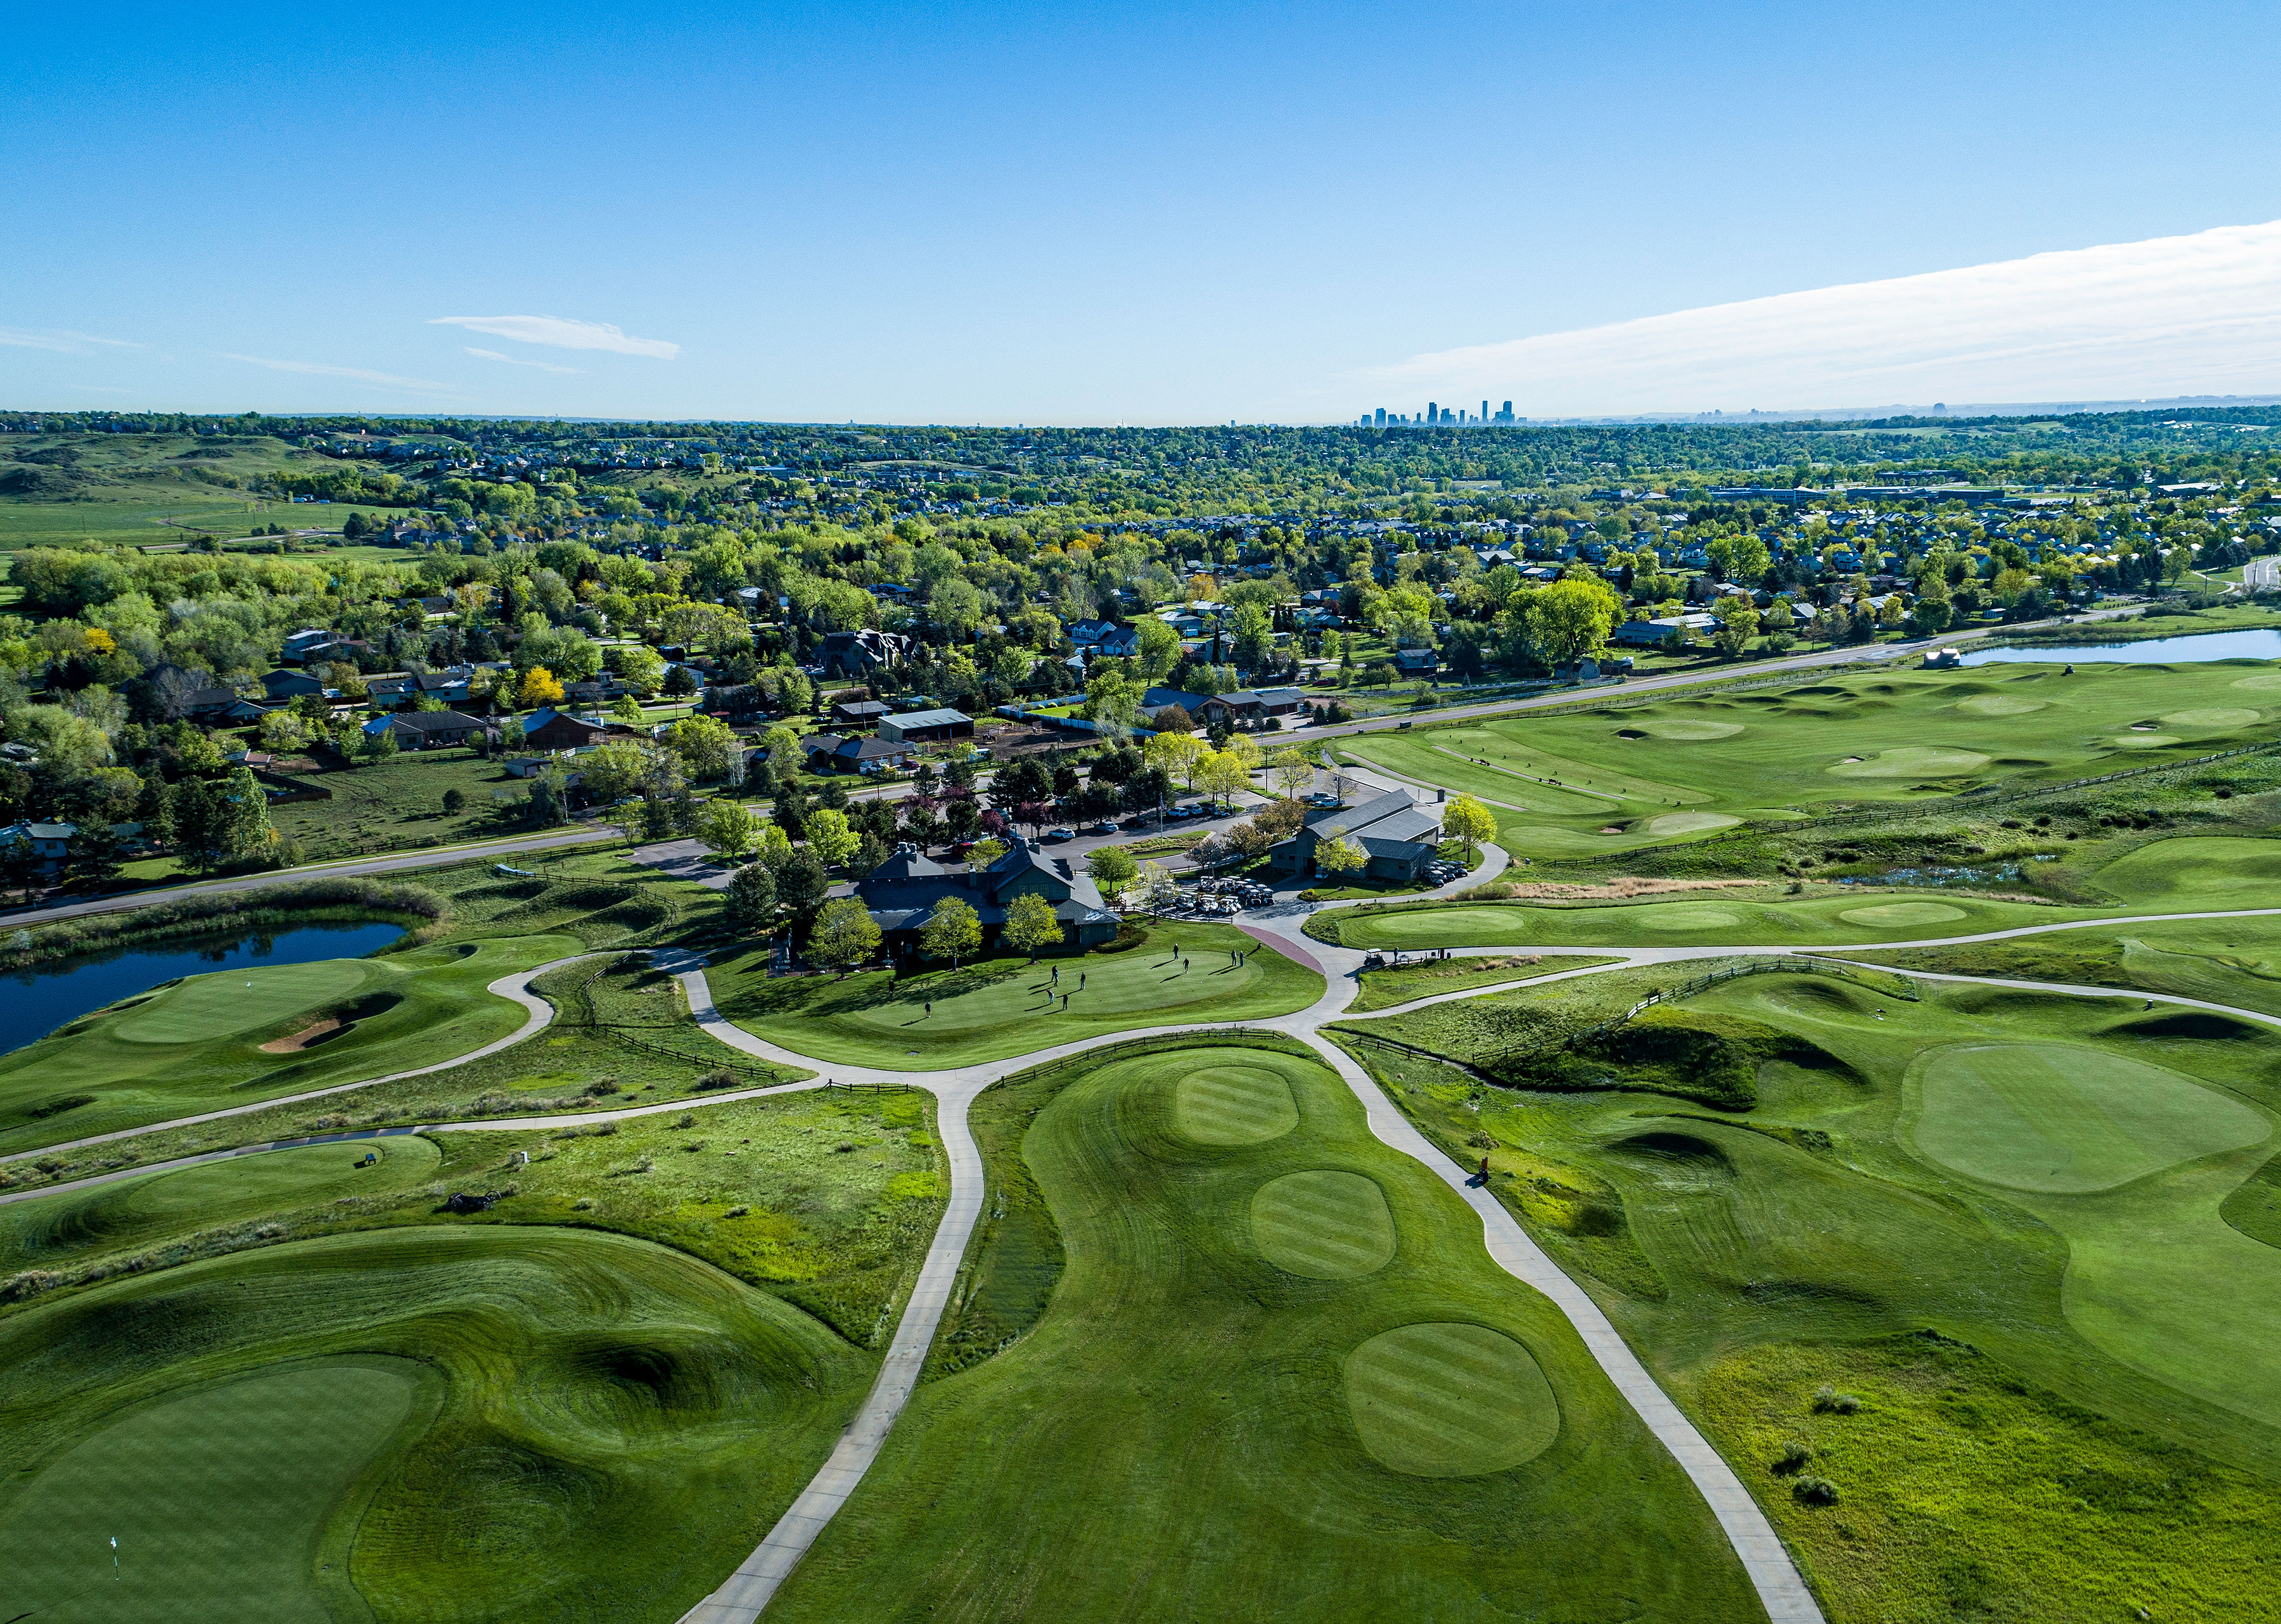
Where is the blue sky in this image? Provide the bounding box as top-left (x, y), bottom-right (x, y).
top-left (5, 0), bottom-right (2278, 423)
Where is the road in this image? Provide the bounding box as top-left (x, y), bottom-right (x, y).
top-left (2249, 556), bottom-right (2280, 592)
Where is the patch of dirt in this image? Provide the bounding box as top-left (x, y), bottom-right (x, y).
top-left (1463, 877), bottom-right (1763, 901)
top-left (260, 1016), bottom-right (347, 1053)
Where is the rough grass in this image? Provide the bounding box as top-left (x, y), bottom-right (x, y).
top-left (776, 1035), bottom-right (1764, 1622)
top-left (711, 919), bottom-right (1322, 1070)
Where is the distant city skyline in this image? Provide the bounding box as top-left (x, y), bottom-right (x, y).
top-left (5, 1), bottom-right (2278, 423)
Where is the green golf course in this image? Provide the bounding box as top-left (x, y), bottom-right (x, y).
top-left (0, 936), bottom-right (582, 1158)
top-left (0, 1226), bottom-right (872, 1624)
top-left (1348, 964), bottom-right (2281, 1622)
top-left (1317, 835), bottom-right (2281, 952)
top-left (766, 1037), bottom-right (1765, 1623)
top-left (710, 919), bottom-right (1322, 1069)
top-left (1341, 662), bottom-right (2281, 856)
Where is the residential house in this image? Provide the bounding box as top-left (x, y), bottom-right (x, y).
top-left (1140, 687), bottom-right (1210, 726)
top-left (367, 670), bottom-right (474, 709)
top-left (179, 686), bottom-right (248, 723)
top-left (829, 698), bottom-right (894, 730)
top-left (362, 710), bottom-right (492, 751)
top-left (1069, 621), bottom-right (1142, 658)
top-left (819, 627), bottom-right (914, 677)
top-left (0, 820), bottom-right (77, 876)
top-left (1610, 613), bottom-right (1718, 648)
top-left (1392, 648), bottom-right (1439, 677)
top-left (1267, 789), bottom-right (1443, 883)
top-left (802, 733), bottom-right (919, 774)
top-left (1198, 687), bottom-right (1310, 729)
top-left (854, 836), bottom-right (1119, 954)
top-left (260, 668), bottom-right (324, 701)
top-left (877, 707), bottom-right (973, 745)
top-left (523, 707), bottom-right (611, 751)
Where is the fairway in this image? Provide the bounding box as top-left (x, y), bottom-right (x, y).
top-left (0, 1359), bottom-right (428, 1624)
top-left (770, 1038), bottom-right (1763, 1621)
top-left (1323, 887), bottom-right (2072, 951)
top-left (1838, 901), bottom-right (1967, 926)
top-left (0, 937), bottom-right (579, 1157)
top-left (714, 921), bottom-right (1321, 1069)
top-left (1910, 1042), bottom-right (2270, 1192)
top-left (1339, 663), bottom-right (2281, 859)
top-left (1250, 1170), bottom-right (1397, 1278)
top-left (1175, 1062), bottom-right (1298, 1144)
top-left (1345, 1322), bottom-right (1561, 1476)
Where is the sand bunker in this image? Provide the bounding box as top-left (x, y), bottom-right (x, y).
top-left (259, 1017), bottom-right (347, 1054)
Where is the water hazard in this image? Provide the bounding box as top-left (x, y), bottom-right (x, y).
top-left (0, 921), bottom-right (406, 1054)
top-left (1961, 627), bottom-right (2281, 666)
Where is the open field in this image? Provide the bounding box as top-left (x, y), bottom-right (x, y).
top-left (1845, 910), bottom-right (2281, 1018)
top-left (0, 432), bottom-right (380, 550)
top-left (1339, 662), bottom-right (2281, 859)
top-left (711, 919), bottom-right (1322, 1069)
top-left (1338, 964), bottom-right (2281, 1620)
top-left (1314, 834), bottom-right (2281, 951)
top-left (271, 752), bottom-right (540, 861)
top-left (0, 935), bottom-right (574, 1157)
top-left (769, 1036), bottom-right (1764, 1622)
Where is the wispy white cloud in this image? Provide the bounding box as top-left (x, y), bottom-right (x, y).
top-left (464, 345), bottom-right (580, 375)
top-left (429, 314), bottom-right (679, 359)
top-left (217, 354), bottom-right (463, 396)
top-left (0, 327), bottom-right (144, 353)
top-left (1371, 220), bottom-right (2281, 416)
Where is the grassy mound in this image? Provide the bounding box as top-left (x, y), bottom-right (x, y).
top-left (711, 920), bottom-right (1321, 1070)
top-left (786, 1037), bottom-right (1763, 1621)
top-left (1249, 1170), bottom-right (1397, 1279)
top-left (1344, 1321), bottom-right (1562, 1477)
top-left (0, 1226), bottom-right (873, 1624)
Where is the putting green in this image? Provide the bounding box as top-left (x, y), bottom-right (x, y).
top-left (2230, 674), bottom-right (2281, 692)
top-left (1644, 811), bottom-right (1739, 835)
top-left (1250, 1170), bottom-right (1396, 1279)
top-left (1343, 1322), bottom-right (1561, 1477)
top-left (1839, 902), bottom-right (1968, 927)
top-left (2161, 708), bottom-right (2262, 729)
top-left (0, 1358), bottom-right (427, 1623)
top-left (1635, 904), bottom-right (1747, 931)
top-left (1175, 1064), bottom-right (1298, 1145)
top-left (1912, 1043), bottom-right (2271, 1193)
top-left (113, 960), bottom-right (372, 1045)
top-left (1953, 693), bottom-right (2047, 715)
top-left (1827, 747), bottom-right (1992, 778)
top-left (1634, 719), bottom-right (1744, 741)
top-left (2110, 734), bottom-right (2182, 748)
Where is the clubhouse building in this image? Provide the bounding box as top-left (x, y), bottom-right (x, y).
top-left (1266, 787), bottom-right (1445, 883)
top-left (855, 835), bottom-right (1120, 954)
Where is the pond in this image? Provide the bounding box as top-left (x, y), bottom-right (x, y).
top-left (1961, 627), bottom-right (2281, 666)
top-left (0, 920), bottom-right (407, 1055)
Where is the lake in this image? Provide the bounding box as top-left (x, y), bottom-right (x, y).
top-left (1962, 627), bottom-right (2281, 666)
top-left (0, 921), bottom-right (407, 1054)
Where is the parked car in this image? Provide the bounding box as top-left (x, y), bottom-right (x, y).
top-left (1044, 827), bottom-right (1076, 842)
top-left (1083, 822), bottom-right (1117, 836)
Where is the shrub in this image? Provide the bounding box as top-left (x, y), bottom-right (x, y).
top-left (1812, 1384), bottom-right (1862, 1414)
top-left (1772, 1440), bottom-right (1812, 1476)
top-left (1792, 1475), bottom-right (1840, 1506)
top-left (694, 1066), bottom-right (740, 1090)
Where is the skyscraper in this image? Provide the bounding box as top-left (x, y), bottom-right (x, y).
top-left (1374, 407), bottom-right (1386, 427)
top-left (1426, 402), bottom-right (1438, 425)
top-left (1480, 400), bottom-right (1489, 424)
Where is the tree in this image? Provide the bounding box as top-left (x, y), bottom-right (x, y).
top-left (698, 799), bottom-right (760, 861)
top-left (966, 836), bottom-right (1008, 869)
top-left (1194, 749), bottom-right (1250, 808)
top-left (805, 806), bottom-right (860, 866)
top-left (667, 715), bottom-right (739, 781)
top-left (1143, 729), bottom-right (1206, 786)
top-left (776, 848), bottom-right (829, 914)
top-left (1136, 860), bottom-right (1180, 914)
top-left (1441, 794), bottom-right (1496, 859)
top-left (1711, 603), bottom-right (1760, 658)
top-left (663, 664), bottom-right (700, 697)
top-left (1229, 602), bottom-right (1275, 673)
top-left (724, 861), bottom-right (777, 933)
top-left (610, 696), bottom-right (647, 727)
top-left (442, 787), bottom-right (466, 817)
top-left (1087, 845), bottom-right (1138, 897)
top-left (1268, 748), bottom-right (1314, 801)
top-left (1313, 833), bottom-right (1366, 879)
top-left (1522, 576), bottom-right (1623, 667)
top-left (518, 665), bottom-right (566, 708)
top-left (352, 724), bottom-right (399, 768)
top-left (1707, 534), bottom-right (1772, 584)
top-left (612, 643), bottom-right (666, 694)
top-left (921, 894), bottom-right (982, 967)
top-left (810, 896), bottom-right (881, 975)
top-left (1083, 668), bottom-right (1142, 741)
top-left (1001, 890), bottom-right (1063, 959)
top-left (1133, 617), bottom-right (1182, 681)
